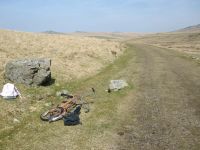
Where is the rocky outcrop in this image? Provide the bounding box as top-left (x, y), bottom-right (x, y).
top-left (5, 59), bottom-right (51, 86)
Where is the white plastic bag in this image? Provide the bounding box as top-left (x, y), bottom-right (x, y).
top-left (0, 83), bottom-right (21, 99)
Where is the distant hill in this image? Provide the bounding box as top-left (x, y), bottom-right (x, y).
top-left (75, 31), bottom-right (88, 33)
top-left (176, 24), bottom-right (200, 32)
top-left (42, 30), bottom-right (65, 35)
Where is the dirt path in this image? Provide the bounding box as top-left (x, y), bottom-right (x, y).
top-left (117, 44), bottom-right (200, 149)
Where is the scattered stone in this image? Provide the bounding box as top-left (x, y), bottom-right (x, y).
top-left (13, 118), bottom-right (20, 123)
top-left (56, 90), bottom-right (69, 97)
top-left (44, 102), bottom-right (51, 107)
top-left (192, 56), bottom-right (196, 59)
top-left (5, 58), bottom-right (51, 86)
top-left (117, 131), bottom-right (125, 136)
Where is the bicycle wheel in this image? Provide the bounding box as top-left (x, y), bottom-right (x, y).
top-left (40, 107), bottom-right (64, 122)
top-left (40, 110), bottom-right (51, 121)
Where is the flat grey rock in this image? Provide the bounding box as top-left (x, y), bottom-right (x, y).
top-left (109, 80), bottom-right (128, 91)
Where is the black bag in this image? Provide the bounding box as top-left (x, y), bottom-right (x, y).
top-left (63, 105), bottom-right (81, 126)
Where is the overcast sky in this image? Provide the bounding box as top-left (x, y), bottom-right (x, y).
top-left (0, 0), bottom-right (199, 32)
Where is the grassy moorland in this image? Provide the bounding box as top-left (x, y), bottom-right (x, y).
top-left (0, 30), bottom-right (125, 84)
top-left (1, 28), bottom-right (200, 149)
top-left (0, 29), bottom-right (129, 149)
top-left (0, 41), bottom-right (137, 149)
top-left (134, 31), bottom-right (200, 58)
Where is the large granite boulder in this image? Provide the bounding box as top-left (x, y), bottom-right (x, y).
top-left (5, 58), bottom-right (51, 86)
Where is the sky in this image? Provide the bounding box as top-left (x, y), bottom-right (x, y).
top-left (0, 0), bottom-right (199, 32)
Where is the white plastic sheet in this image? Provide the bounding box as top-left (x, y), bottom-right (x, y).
top-left (0, 83), bottom-right (21, 99)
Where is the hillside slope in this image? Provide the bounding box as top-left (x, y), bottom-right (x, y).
top-left (1, 43), bottom-right (200, 150)
top-left (0, 30), bottom-right (124, 84)
top-left (134, 31), bottom-right (200, 56)
top-left (176, 24), bottom-right (200, 32)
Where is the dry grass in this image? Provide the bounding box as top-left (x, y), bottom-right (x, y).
top-left (0, 29), bottom-right (127, 149)
top-left (1, 28), bottom-right (200, 149)
top-left (134, 32), bottom-right (200, 57)
top-left (0, 29), bottom-right (125, 84)
top-left (0, 43), bottom-right (135, 150)
top-left (2, 28), bottom-right (200, 149)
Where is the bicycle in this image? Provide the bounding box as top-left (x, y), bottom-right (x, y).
top-left (40, 89), bottom-right (95, 123)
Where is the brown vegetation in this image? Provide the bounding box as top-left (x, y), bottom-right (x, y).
top-left (0, 29), bottom-right (124, 84)
top-left (134, 32), bottom-right (200, 56)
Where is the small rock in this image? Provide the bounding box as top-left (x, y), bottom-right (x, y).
top-left (109, 80), bottom-right (128, 91)
top-left (192, 56), bottom-right (196, 59)
top-left (44, 102), bottom-right (51, 107)
top-left (13, 118), bottom-right (20, 123)
top-left (56, 90), bottom-right (69, 97)
top-left (117, 131), bottom-right (124, 136)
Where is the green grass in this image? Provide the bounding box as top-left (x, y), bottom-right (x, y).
top-left (0, 43), bottom-right (137, 150)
